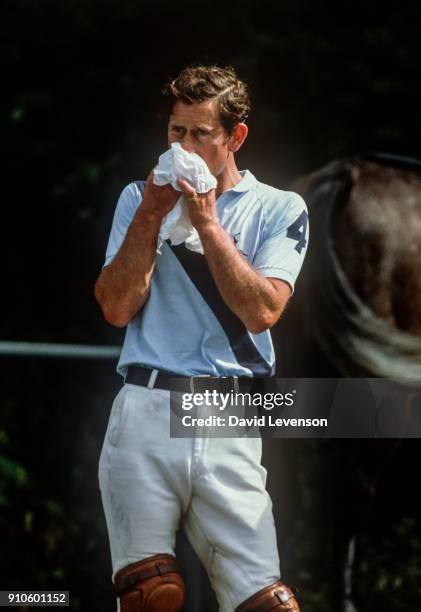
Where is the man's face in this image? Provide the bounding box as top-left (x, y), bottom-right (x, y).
top-left (168, 99), bottom-right (232, 177)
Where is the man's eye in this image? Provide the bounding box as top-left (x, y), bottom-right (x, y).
top-left (196, 130), bottom-right (209, 136)
top-left (171, 126), bottom-right (184, 133)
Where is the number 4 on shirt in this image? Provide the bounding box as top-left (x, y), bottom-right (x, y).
top-left (287, 210), bottom-right (308, 254)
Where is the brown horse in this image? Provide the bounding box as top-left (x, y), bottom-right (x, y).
top-left (275, 153), bottom-right (421, 379)
top-left (270, 154), bottom-right (421, 611)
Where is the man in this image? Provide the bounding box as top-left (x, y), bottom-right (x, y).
top-left (95, 65), bottom-right (308, 612)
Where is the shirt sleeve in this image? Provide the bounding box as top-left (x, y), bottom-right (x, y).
top-left (103, 182), bottom-right (143, 268)
top-left (252, 192), bottom-right (309, 293)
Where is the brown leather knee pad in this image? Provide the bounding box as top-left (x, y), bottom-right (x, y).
top-left (113, 554), bottom-right (185, 612)
top-left (235, 581), bottom-right (300, 612)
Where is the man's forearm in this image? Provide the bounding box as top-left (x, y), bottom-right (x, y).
top-left (198, 222), bottom-right (288, 333)
top-left (94, 208), bottom-right (162, 327)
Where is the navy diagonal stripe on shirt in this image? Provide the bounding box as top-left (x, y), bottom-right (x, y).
top-left (168, 242), bottom-right (273, 377)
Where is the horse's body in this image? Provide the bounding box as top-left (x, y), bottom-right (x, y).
top-left (333, 159), bottom-right (421, 335)
top-left (275, 154), bottom-right (421, 378)
top-left (270, 154), bottom-right (421, 611)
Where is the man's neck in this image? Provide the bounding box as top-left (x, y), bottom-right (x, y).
top-left (215, 157), bottom-right (242, 197)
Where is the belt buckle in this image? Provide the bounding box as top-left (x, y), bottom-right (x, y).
top-left (189, 375), bottom-right (239, 395)
top-left (189, 374), bottom-right (211, 394)
top-left (220, 376), bottom-right (239, 395)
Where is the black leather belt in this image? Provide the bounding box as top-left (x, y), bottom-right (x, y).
top-left (125, 365), bottom-right (258, 393)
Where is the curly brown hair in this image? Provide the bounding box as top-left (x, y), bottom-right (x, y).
top-left (163, 65), bottom-right (251, 134)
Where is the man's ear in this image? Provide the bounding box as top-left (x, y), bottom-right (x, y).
top-left (229, 122), bottom-right (248, 153)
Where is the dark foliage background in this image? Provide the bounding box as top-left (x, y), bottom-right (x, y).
top-left (1, 0), bottom-right (421, 610)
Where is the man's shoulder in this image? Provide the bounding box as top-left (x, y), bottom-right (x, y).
top-left (132, 180), bottom-right (146, 194)
top-left (114, 181), bottom-right (144, 214)
top-left (121, 180), bottom-right (144, 199)
top-left (252, 178), bottom-right (307, 223)
top-left (254, 178), bottom-right (305, 205)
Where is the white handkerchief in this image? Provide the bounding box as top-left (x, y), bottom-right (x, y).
top-left (153, 143), bottom-right (217, 254)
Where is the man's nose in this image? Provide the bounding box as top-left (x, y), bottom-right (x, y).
top-left (179, 134), bottom-right (195, 153)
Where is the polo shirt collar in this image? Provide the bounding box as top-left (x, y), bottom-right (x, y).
top-left (228, 170), bottom-right (257, 193)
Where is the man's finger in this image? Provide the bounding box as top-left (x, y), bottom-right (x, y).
top-left (177, 178), bottom-right (196, 197)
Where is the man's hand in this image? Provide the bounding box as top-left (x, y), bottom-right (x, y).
top-left (141, 171), bottom-right (180, 219)
top-left (177, 178), bottom-right (218, 231)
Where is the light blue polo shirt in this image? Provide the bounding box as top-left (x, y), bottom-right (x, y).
top-left (104, 170), bottom-right (308, 378)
